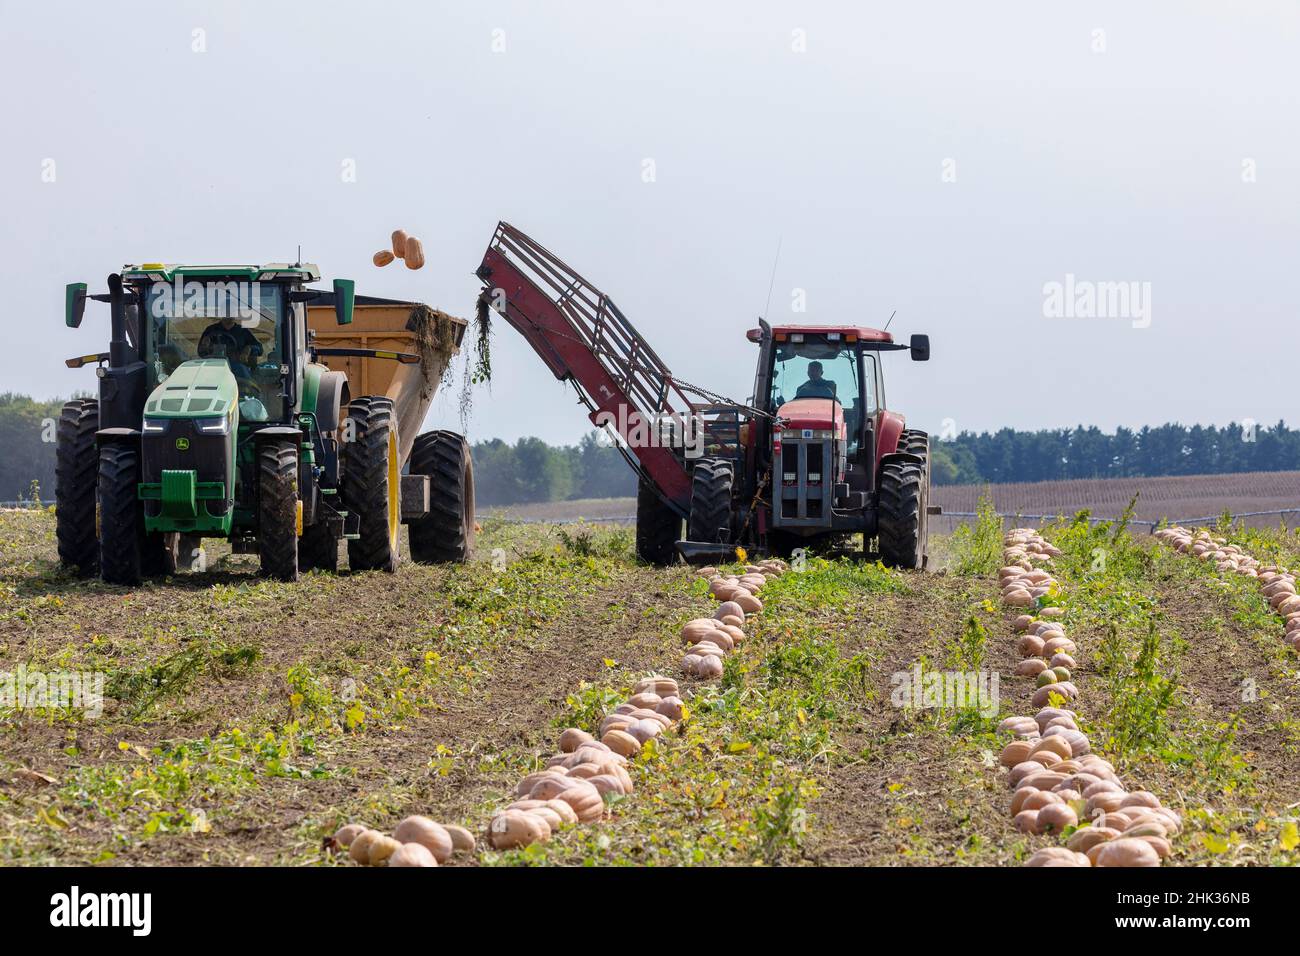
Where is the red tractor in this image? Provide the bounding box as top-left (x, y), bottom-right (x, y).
top-left (475, 223), bottom-right (933, 568)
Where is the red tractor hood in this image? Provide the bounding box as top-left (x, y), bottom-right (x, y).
top-left (776, 398), bottom-right (846, 436)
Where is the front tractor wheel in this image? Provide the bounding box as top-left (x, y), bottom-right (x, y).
top-left (342, 397), bottom-right (401, 573)
top-left (635, 479), bottom-right (681, 566)
top-left (687, 458), bottom-right (735, 544)
top-left (97, 442), bottom-right (145, 586)
top-left (55, 399), bottom-right (100, 574)
top-left (257, 439), bottom-right (300, 582)
top-left (408, 430), bottom-right (475, 564)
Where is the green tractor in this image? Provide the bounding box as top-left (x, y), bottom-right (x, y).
top-left (57, 264), bottom-right (475, 584)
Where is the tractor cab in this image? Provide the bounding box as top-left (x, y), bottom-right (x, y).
top-left (120, 263), bottom-right (334, 426)
top-left (138, 272), bottom-right (289, 422)
top-left (762, 326), bottom-right (888, 466)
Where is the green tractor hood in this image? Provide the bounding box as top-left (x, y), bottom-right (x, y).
top-left (139, 360), bottom-right (240, 535)
top-left (144, 359), bottom-right (239, 419)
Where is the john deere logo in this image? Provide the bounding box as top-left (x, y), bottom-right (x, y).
top-left (175, 437), bottom-right (190, 451)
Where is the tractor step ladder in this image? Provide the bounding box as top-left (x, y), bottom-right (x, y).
top-left (477, 222), bottom-right (695, 509)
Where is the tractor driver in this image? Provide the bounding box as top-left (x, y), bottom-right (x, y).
top-left (795, 361), bottom-right (838, 400)
top-left (198, 316), bottom-right (263, 380)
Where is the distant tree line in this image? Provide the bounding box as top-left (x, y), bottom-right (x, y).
top-left (0, 394), bottom-right (64, 503)
top-left (471, 433), bottom-right (635, 505)
top-left (2, 392), bottom-right (1296, 503)
top-left (929, 422), bottom-right (1300, 485)
top-left (476, 421), bottom-right (1300, 502)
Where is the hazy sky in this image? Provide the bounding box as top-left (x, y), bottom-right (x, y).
top-left (3, 1), bottom-right (1296, 446)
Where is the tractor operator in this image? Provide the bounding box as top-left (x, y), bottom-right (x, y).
top-left (197, 316), bottom-right (263, 380)
top-left (795, 361), bottom-right (838, 400)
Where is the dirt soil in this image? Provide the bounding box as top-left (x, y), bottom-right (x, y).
top-left (800, 571), bottom-right (1023, 865)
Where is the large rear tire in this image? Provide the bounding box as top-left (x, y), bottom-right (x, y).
top-left (897, 429), bottom-right (931, 569)
top-left (342, 397), bottom-right (401, 573)
top-left (98, 442), bottom-right (144, 586)
top-left (408, 430), bottom-right (475, 564)
top-left (687, 458), bottom-right (735, 544)
top-left (55, 399), bottom-right (99, 574)
top-left (258, 439), bottom-right (300, 581)
top-left (635, 479), bottom-right (680, 566)
top-left (877, 456), bottom-right (928, 570)
top-left (899, 428), bottom-right (930, 466)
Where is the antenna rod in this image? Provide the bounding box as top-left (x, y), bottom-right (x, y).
top-left (761, 236), bottom-right (782, 319)
top-left (883, 309), bottom-right (897, 332)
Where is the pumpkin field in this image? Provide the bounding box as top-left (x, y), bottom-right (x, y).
top-left (1, 504), bottom-right (1297, 868)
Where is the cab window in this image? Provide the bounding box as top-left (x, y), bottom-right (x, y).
top-left (770, 337), bottom-right (865, 454)
top-left (143, 280), bottom-right (285, 421)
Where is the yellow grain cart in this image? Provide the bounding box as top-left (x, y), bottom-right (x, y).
top-left (306, 295), bottom-right (475, 567)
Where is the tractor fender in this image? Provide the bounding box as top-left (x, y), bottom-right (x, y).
top-left (875, 410), bottom-right (906, 470)
top-left (95, 426), bottom-right (141, 446)
top-left (879, 451), bottom-right (925, 470)
top-left (251, 426), bottom-right (302, 443)
top-left (314, 370), bottom-right (351, 435)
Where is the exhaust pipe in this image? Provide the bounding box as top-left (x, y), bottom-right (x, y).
top-left (97, 272), bottom-right (148, 430)
top-left (107, 273), bottom-right (131, 368)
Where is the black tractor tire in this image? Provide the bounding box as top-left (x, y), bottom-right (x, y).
top-left (899, 428), bottom-right (930, 465)
top-left (687, 458), bottom-right (735, 544)
top-left (257, 439), bottom-right (300, 581)
top-left (97, 441), bottom-right (145, 586)
top-left (299, 522), bottom-right (339, 573)
top-left (877, 457), bottom-right (928, 570)
top-left (55, 399), bottom-right (100, 574)
top-left (635, 479), bottom-right (681, 566)
top-left (898, 429), bottom-right (931, 569)
top-left (342, 397), bottom-right (401, 573)
top-left (408, 430), bottom-right (475, 564)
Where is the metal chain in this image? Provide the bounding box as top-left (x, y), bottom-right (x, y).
top-left (669, 376), bottom-right (777, 421)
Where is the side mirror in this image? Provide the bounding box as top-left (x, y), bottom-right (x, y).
top-left (909, 333), bottom-right (930, 362)
top-left (66, 282), bottom-right (87, 328)
top-left (333, 279), bottom-right (355, 325)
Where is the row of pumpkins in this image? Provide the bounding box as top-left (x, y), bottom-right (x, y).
top-left (998, 529), bottom-right (1179, 867)
top-left (1155, 526), bottom-right (1300, 654)
top-left (681, 561), bottom-right (781, 676)
top-left (330, 555), bottom-right (788, 864)
top-left (480, 556), bottom-right (788, 851)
